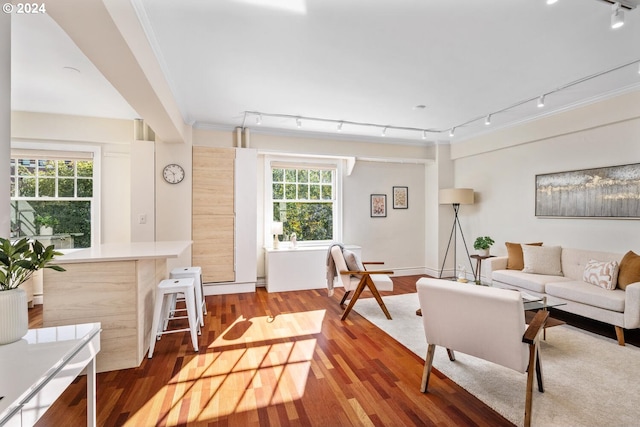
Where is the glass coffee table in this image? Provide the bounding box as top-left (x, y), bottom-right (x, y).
top-left (523, 296), bottom-right (566, 339)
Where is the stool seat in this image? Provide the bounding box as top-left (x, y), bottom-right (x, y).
top-left (170, 266), bottom-right (206, 327)
top-left (148, 278), bottom-right (199, 358)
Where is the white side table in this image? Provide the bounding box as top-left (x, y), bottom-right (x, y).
top-left (0, 323), bottom-right (101, 427)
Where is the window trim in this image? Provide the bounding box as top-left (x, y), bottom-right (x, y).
top-left (11, 141), bottom-right (101, 247)
top-left (264, 155), bottom-right (343, 247)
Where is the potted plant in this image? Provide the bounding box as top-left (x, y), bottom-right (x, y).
top-left (36, 215), bottom-right (59, 236)
top-left (473, 236), bottom-right (495, 257)
top-left (0, 237), bottom-right (65, 345)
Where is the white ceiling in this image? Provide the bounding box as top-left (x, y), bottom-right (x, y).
top-left (10, 0), bottom-right (640, 144)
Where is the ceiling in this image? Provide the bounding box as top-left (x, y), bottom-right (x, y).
top-left (10, 0), bottom-right (640, 144)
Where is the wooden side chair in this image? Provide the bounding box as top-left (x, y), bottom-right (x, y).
top-left (416, 277), bottom-right (548, 427)
top-left (330, 246), bottom-right (394, 321)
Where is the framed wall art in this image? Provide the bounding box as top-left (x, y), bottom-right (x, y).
top-left (535, 163), bottom-right (640, 218)
top-left (393, 186), bottom-right (408, 209)
top-left (370, 194), bottom-right (387, 217)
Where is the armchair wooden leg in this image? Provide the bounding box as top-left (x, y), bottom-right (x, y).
top-left (446, 349), bottom-right (456, 361)
top-left (339, 290), bottom-right (351, 307)
top-left (535, 347), bottom-right (544, 393)
top-left (341, 278), bottom-right (367, 321)
top-left (524, 342), bottom-right (538, 427)
top-left (365, 276), bottom-right (392, 320)
top-left (421, 344), bottom-right (436, 393)
top-left (615, 326), bottom-right (625, 346)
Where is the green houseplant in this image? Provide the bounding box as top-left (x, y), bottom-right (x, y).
top-left (0, 237), bottom-right (65, 344)
top-left (473, 236), bottom-right (495, 256)
top-left (36, 214), bottom-right (59, 235)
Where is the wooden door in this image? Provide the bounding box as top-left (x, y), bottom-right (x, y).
top-left (192, 146), bottom-right (235, 283)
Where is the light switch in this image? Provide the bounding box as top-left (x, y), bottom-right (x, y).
top-left (138, 214), bottom-right (147, 224)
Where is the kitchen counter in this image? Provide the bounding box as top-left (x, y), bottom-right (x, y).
top-left (43, 241), bottom-right (192, 372)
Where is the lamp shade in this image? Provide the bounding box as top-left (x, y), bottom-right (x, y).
top-left (439, 188), bottom-right (474, 205)
top-left (271, 222), bottom-right (283, 235)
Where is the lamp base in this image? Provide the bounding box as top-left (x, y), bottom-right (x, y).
top-left (273, 234), bottom-right (280, 249)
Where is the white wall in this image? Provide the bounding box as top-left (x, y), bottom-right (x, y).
top-left (344, 160), bottom-right (426, 274)
top-left (452, 94), bottom-right (640, 260)
top-left (1, 13), bottom-right (9, 237)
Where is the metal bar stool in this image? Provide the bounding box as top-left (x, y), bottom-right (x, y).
top-left (169, 267), bottom-right (206, 327)
top-left (148, 278), bottom-right (199, 358)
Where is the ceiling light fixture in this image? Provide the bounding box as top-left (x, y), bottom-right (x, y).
top-left (449, 127), bottom-right (455, 137)
top-left (381, 127), bottom-right (387, 137)
top-left (484, 114), bottom-right (492, 125)
top-left (256, 114), bottom-right (262, 125)
top-left (537, 94), bottom-right (546, 108)
top-left (337, 121), bottom-right (343, 131)
top-left (422, 130), bottom-right (427, 139)
top-left (296, 118), bottom-right (302, 128)
top-left (546, 0), bottom-right (558, 4)
top-left (611, 2), bottom-right (625, 28)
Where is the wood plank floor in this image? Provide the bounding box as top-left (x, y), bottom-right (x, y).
top-left (30, 275), bottom-right (516, 427)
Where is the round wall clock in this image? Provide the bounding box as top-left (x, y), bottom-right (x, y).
top-left (163, 163), bottom-right (185, 184)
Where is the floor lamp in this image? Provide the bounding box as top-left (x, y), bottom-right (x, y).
top-left (439, 188), bottom-right (475, 280)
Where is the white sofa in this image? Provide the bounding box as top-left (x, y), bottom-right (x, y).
top-left (486, 247), bottom-right (640, 345)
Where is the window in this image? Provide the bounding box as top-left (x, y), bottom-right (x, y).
top-left (10, 152), bottom-right (95, 249)
top-left (270, 160), bottom-right (340, 243)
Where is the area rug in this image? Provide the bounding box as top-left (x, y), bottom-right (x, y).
top-left (353, 293), bottom-right (640, 427)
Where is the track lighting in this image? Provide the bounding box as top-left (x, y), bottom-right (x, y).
top-left (296, 118), bottom-right (302, 128)
top-left (337, 121), bottom-right (343, 131)
top-left (449, 127), bottom-right (455, 137)
top-left (611, 2), bottom-right (624, 29)
top-left (381, 127), bottom-right (387, 137)
top-left (422, 130), bottom-right (427, 139)
top-left (537, 95), bottom-right (546, 108)
top-left (485, 114), bottom-right (492, 126)
top-left (546, 0), bottom-right (558, 4)
top-left (256, 114), bottom-right (262, 125)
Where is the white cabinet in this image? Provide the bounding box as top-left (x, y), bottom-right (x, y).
top-left (265, 245), bottom-right (361, 293)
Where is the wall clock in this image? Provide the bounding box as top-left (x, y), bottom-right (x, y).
top-left (163, 163), bottom-right (185, 184)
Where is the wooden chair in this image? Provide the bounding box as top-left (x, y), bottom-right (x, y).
top-left (330, 246), bottom-right (394, 321)
top-left (416, 277), bottom-right (548, 427)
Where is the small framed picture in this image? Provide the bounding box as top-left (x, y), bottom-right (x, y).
top-left (393, 186), bottom-right (408, 209)
top-left (370, 194), bottom-right (387, 217)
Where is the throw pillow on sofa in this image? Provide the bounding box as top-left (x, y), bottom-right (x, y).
top-left (583, 259), bottom-right (619, 290)
top-left (522, 245), bottom-right (563, 275)
top-left (505, 242), bottom-right (543, 270)
top-left (618, 251), bottom-right (640, 290)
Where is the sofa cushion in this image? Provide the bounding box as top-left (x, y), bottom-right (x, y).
top-left (618, 251), bottom-right (640, 290)
top-left (561, 248), bottom-right (623, 282)
top-left (493, 270), bottom-right (571, 293)
top-left (522, 245), bottom-right (563, 276)
top-left (583, 260), bottom-right (619, 290)
top-left (343, 250), bottom-right (364, 272)
top-left (505, 242), bottom-right (543, 270)
top-left (546, 281), bottom-right (626, 312)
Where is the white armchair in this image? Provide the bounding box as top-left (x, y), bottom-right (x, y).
top-left (331, 245), bottom-right (393, 321)
top-left (416, 277), bottom-right (548, 427)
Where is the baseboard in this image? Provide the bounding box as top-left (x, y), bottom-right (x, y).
top-left (33, 295), bottom-right (43, 305)
top-left (388, 267), bottom-right (428, 277)
top-left (203, 281), bottom-right (256, 295)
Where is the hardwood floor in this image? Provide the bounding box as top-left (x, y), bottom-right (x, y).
top-left (30, 275), bottom-right (515, 427)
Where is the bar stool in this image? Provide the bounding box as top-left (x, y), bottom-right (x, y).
top-left (169, 266), bottom-right (206, 327)
top-left (148, 278), bottom-right (199, 358)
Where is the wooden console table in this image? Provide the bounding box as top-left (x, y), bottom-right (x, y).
top-left (0, 323), bottom-right (101, 427)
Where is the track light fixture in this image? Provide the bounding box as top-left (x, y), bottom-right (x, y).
top-left (537, 94), bottom-right (546, 108)
top-left (449, 127), bottom-right (455, 137)
top-left (296, 118), bottom-right (302, 128)
top-left (422, 130), bottom-right (427, 139)
top-left (546, 0), bottom-right (558, 4)
top-left (612, 2), bottom-right (625, 28)
top-left (256, 114), bottom-right (262, 125)
top-left (484, 114), bottom-right (492, 125)
top-left (337, 121), bottom-right (343, 131)
top-left (381, 127), bottom-right (387, 137)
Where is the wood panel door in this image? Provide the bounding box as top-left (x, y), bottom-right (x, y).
top-left (192, 147), bottom-right (235, 283)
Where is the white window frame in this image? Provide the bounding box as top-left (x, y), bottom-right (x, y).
top-left (11, 141), bottom-right (101, 247)
top-left (264, 154), bottom-right (343, 246)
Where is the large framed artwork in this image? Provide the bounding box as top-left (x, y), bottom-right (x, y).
top-left (535, 163), bottom-right (640, 218)
top-left (370, 194), bottom-right (387, 217)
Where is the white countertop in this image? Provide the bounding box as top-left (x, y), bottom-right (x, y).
top-left (54, 240), bottom-right (192, 264)
top-left (0, 323), bottom-right (101, 424)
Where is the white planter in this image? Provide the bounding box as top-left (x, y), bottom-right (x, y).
top-left (40, 226), bottom-right (53, 236)
top-left (477, 248), bottom-right (490, 257)
top-left (0, 288), bottom-right (29, 345)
